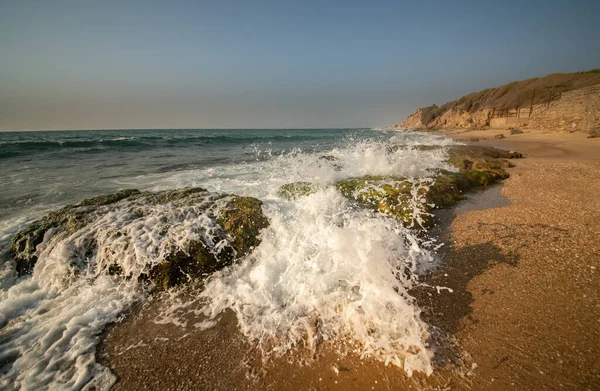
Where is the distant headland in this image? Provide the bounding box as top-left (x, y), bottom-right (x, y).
top-left (389, 69), bottom-right (600, 137)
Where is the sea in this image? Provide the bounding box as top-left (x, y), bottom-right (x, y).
top-left (0, 128), bottom-right (457, 389)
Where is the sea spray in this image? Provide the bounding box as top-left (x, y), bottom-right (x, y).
top-left (152, 136), bottom-right (457, 375)
top-left (0, 191), bottom-right (258, 390)
top-left (196, 188), bottom-right (436, 375)
top-left (0, 129), bottom-right (458, 388)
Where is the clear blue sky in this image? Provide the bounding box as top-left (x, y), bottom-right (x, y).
top-left (1, 0), bottom-right (599, 130)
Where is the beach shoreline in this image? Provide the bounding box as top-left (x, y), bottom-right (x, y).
top-left (98, 129), bottom-right (600, 390)
top-left (424, 128), bottom-right (600, 389)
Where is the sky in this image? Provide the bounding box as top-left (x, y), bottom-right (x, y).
top-left (1, 0), bottom-right (599, 130)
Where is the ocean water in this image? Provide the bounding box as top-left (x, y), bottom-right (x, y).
top-left (0, 128), bottom-right (457, 389)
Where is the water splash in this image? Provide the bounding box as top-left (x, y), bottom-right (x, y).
top-left (0, 130), bottom-right (456, 388)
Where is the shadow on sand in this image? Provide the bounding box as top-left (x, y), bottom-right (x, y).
top-left (414, 238), bottom-right (519, 371)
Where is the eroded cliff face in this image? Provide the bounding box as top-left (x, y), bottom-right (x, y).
top-left (390, 83), bottom-right (600, 135)
top-left (522, 84), bottom-right (600, 133)
top-left (389, 108), bottom-right (492, 131)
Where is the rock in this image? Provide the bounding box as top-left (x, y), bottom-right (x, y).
top-left (151, 195), bottom-right (269, 291)
top-left (509, 128), bottom-right (524, 135)
top-left (446, 145), bottom-right (522, 167)
top-left (10, 188), bottom-right (269, 291)
top-left (587, 129), bottom-right (600, 138)
top-left (386, 144), bottom-right (444, 154)
top-left (469, 137), bottom-right (480, 142)
top-left (278, 182), bottom-right (319, 199)
top-left (334, 145), bottom-right (521, 229)
top-left (279, 145), bottom-right (521, 229)
top-left (319, 155), bottom-right (337, 161)
top-left (508, 150), bottom-right (523, 158)
top-left (216, 196), bottom-right (269, 258)
top-left (335, 176), bottom-right (430, 228)
top-left (494, 134), bottom-right (505, 139)
top-left (10, 188), bottom-right (144, 275)
top-left (334, 173), bottom-right (472, 229)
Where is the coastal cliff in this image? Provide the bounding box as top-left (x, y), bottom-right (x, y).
top-left (391, 69), bottom-right (600, 135)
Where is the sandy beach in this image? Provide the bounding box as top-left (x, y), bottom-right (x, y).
top-left (429, 129), bottom-right (600, 389)
top-left (96, 129), bottom-right (600, 390)
top-left (2, 3), bottom-right (598, 389)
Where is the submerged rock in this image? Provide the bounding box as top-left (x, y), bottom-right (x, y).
top-left (10, 188), bottom-right (269, 291)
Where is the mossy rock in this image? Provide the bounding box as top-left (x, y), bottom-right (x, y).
top-left (335, 176), bottom-right (432, 228)
top-left (149, 239), bottom-right (234, 292)
top-left (445, 145), bottom-right (521, 183)
top-left (446, 145), bottom-right (521, 168)
top-left (333, 145), bottom-right (521, 229)
top-left (386, 144), bottom-right (443, 154)
top-left (216, 196), bottom-right (270, 258)
top-left (279, 182), bottom-right (319, 199)
top-left (79, 189), bottom-right (142, 207)
top-left (10, 189), bottom-right (145, 275)
top-left (150, 196), bottom-right (268, 291)
top-left (334, 172), bottom-right (471, 229)
top-left (427, 173), bottom-right (469, 207)
top-left (442, 145), bottom-right (519, 188)
top-left (9, 188), bottom-right (270, 292)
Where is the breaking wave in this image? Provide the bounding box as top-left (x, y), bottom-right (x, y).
top-left (0, 129), bottom-right (456, 389)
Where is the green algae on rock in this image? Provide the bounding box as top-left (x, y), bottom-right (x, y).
top-left (334, 145), bottom-right (521, 229)
top-left (10, 188), bottom-right (147, 275)
top-left (334, 174), bottom-right (469, 229)
top-left (9, 187), bottom-right (269, 291)
top-left (216, 196), bottom-right (270, 258)
top-left (275, 146), bottom-right (520, 229)
top-left (278, 182), bottom-right (319, 199)
top-left (335, 176), bottom-right (432, 228)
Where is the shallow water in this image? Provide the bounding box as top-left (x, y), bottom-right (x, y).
top-left (0, 128), bottom-right (458, 389)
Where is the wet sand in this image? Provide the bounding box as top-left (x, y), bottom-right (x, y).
top-left (99, 130), bottom-right (600, 390)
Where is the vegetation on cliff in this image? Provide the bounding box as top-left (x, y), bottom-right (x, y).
top-left (396, 69), bottom-right (600, 130)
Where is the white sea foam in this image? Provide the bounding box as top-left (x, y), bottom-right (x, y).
top-left (122, 131), bottom-right (455, 198)
top-left (0, 193), bottom-right (239, 390)
top-left (154, 133), bottom-right (454, 375)
top-left (0, 131), bottom-right (455, 388)
top-left (198, 188), bottom-right (436, 374)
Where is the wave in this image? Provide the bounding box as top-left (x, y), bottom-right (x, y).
top-left (0, 133), bottom-right (339, 159)
top-left (0, 130), bottom-right (456, 389)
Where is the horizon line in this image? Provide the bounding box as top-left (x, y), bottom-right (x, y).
top-left (0, 126), bottom-right (376, 133)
